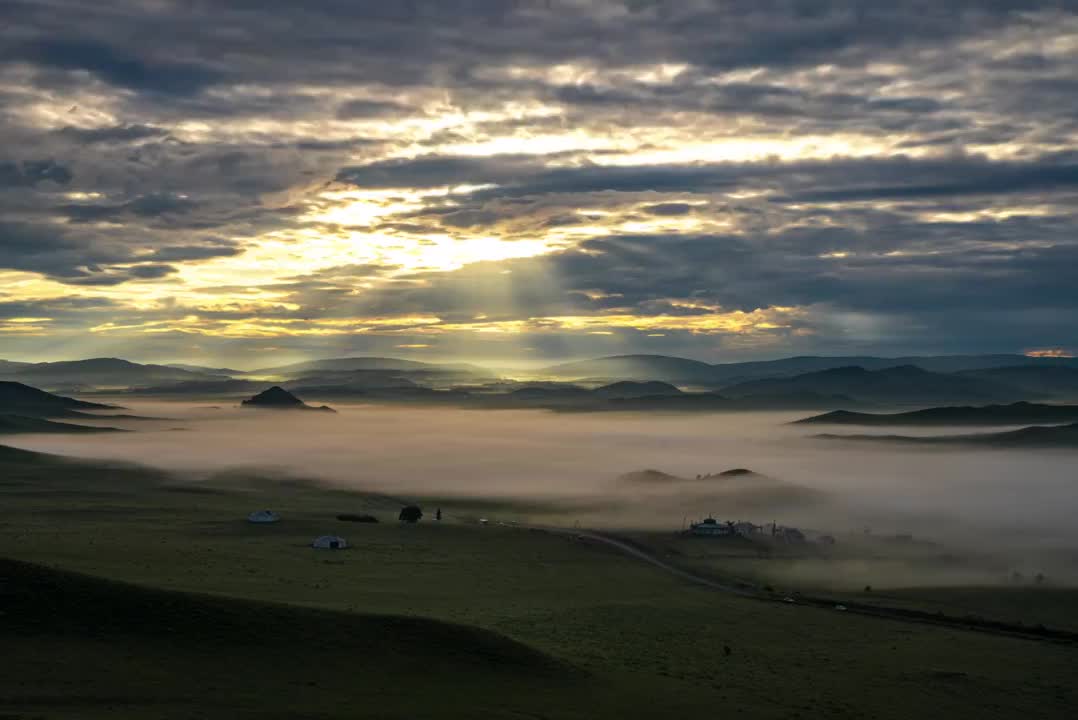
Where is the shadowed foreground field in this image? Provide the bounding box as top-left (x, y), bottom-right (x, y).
top-left (1, 557), bottom-right (576, 720)
top-left (1, 444), bottom-right (1076, 719)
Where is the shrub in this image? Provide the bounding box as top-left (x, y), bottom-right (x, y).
top-left (337, 513), bottom-right (378, 523)
top-left (399, 505), bottom-right (423, 523)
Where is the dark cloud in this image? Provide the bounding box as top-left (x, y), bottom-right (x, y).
top-left (335, 98), bottom-right (413, 120)
top-left (60, 193), bottom-right (198, 222)
top-left (125, 263), bottom-right (177, 279)
top-left (641, 202), bottom-right (695, 216)
top-left (148, 243), bottom-right (242, 263)
top-left (794, 156), bottom-right (1078, 202)
top-left (335, 155), bottom-right (539, 189)
top-left (0, 220), bottom-right (236, 285)
top-left (12, 38), bottom-right (222, 96)
top-left (0, 159), bottom-right (72, 187)
top-left (2, 1), bottom-right (1077, 359)
top-left (337, 152), bottom-right (1078, 203)
top-left (55, 124), bottom-right (170, 144)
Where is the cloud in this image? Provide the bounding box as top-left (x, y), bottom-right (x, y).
top-left (793, 156), bottom-right (1078, 202)
top-left (60, 193), bottom-right (198, 222)
top-left (0, 220), bottom-right (237, 285)
top-left (335, 98), bottom-right (414, 120)
top-left (0, 159), bottom-right (72, 187)
top-left (1, 1), bottom-right (1077, 361)
top-left (55, 124), bottom-right (170, 144)
top-left (13, 38), bottom-right (222, 96)
top-left (640, 202), bottom-right (695, 216)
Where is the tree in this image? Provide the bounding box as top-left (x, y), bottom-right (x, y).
top-left (435, 508), bottom-right (442, 521)
top-left (399, 505), bottom-right (423, 523)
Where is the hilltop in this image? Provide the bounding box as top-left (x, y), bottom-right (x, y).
top-left (796, 402), bottom-right (1078, 427)
top-left (615, 466), bottom-right (825, 511)
top-left (240, 386), bottom-right (336, 412)
top-left (0, 380), bottom-right (119, 417)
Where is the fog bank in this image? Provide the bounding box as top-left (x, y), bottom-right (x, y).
top-left (6, 402), bottom-right (1074, 543)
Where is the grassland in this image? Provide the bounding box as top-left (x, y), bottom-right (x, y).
top-left (2, 444), bottom-right (1076, 719)
top-left (618, 530), bottom-right (1078, 633)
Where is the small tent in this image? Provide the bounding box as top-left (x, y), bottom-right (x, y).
top-left (312, 535), bottom-right (347, 549)
top-left (247, 510), bottom-right (281, 524)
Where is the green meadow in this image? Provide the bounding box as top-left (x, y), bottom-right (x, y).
top-left (1, 444), bottom-right (1075, 719)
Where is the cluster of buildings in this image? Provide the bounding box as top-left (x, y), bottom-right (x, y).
top-left (687, 517), bottom-right (808, 543)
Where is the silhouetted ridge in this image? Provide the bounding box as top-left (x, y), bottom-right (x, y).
top-left (241, 386), bottom-right (335, 412)
top-left (0, 414), bottom-right (125, 434)
top-left (796, 402), bottom-right (1078, 427)
top-left (0, 381), bottom-right (118, 417)
top-left (815, 422), bottom-right (1078, 448)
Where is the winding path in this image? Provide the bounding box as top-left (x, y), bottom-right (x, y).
top-left (523, 524), bottom-right (1078, 646)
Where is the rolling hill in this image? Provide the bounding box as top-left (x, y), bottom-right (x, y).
top-left (709, 353), bottom-right (1078, 383)
top-left (539, 353), bottom-right (1078, 394)
top-left (795, 402), bottom-right (1078, 427)
top-left (0, 414), bottom-right (124, 434)
top-left (123, 378), bottom-right (266, 396)
top-left (720, 365), bottom-right (1022, 405)
top-left (956, 366), bottom-right (1078, 398)
top-left (591, 380), bottom-right (683, 399)
top-left (0, 555), bottom-right (573, 718)
top-left (0, 359), bottom-right (31, 373)
top-left (0, 357), bottom-right (227, 389)
top-left (166, 362), bottom-right (248, 375)
top-left (240, 386), bottom-right (336, 412)
top-left (540, 355), bottom-right (719, 384)
top-left (815, 423), bottom-right (1078, 448)
top-left (615, 466), bottom-right (826, 509)
top-left (0, 381), bottom-right (119, 417)
top-left (252, 356), bottom-right (490, 378)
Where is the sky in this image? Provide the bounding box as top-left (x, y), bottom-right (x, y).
top-left (2, 1), bottom-right (1077, 367)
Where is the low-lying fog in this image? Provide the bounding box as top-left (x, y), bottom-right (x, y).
top-left (8, 400), bottom-right (1078, 585)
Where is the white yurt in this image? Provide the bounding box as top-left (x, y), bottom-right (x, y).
top-left (247, 510), bottom-right (281, 524)
top-left (312, 535), bottom-right (347, 549)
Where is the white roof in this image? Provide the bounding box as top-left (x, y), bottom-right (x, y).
top-left (247, 510), bottom-right (281, 523)
top-left (312, 535), bottom-right (347, 548)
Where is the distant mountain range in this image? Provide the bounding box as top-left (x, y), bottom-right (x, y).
top-left (166, 363), bottom-right (247, 376)
top-left (796, 402), bottom-right (1078, 427)
top-left (0, 358), bottom-right (226, 391)
top-left (123, 379), bottom-right (266, 396)
top-left (251, 357), bottom-right (490, 379)
top-left (719, 365), bottom-right (1023, 405)
top-left (955, 366), bottom-right (1078, 397)
top-left (4, 352), bottom-right (1078, 408)
top-left (542, 355), bottom-right (720, 385)
top-left (814, 423), bottom-right (1078, 449)
top-left (539, 353), bottom-right (1078, 387)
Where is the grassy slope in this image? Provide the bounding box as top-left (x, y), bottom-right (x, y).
top-left (1, 557), bottom-right (576, 720)
top-left (619, 531), bottom-right (1078, 632)
top-left (1, 445), bottom-right (1075, 719)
